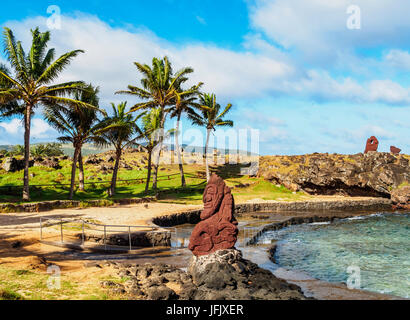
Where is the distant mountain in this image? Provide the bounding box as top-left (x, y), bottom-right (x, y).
top-left (0, 145), bottom-right (12, 151)
top-left (61, 143), bottom-right (114, 157)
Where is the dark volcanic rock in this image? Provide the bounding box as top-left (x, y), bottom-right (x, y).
top-left (34, 158), bottom-right (61, 169)
top-left (106, 155), bottom-right (115, 162)
top-left (110, 250), bottom-right (308, 300)
top-left (2, 157), bottom-right (34, 172)
top-left (188, 249), bottom-right (307, 300)
top-left (85, 155), bottom-right (103, 165)
top-left (391, 186), bottom-right (410, 210)
top-left (259, 153), bottom-right (410, 198)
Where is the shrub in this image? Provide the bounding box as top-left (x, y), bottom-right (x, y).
top-left (30, 143), bottom-right (64, 157)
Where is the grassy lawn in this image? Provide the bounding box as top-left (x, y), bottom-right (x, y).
top-left (0, 152), bottom-right (308, 205)
top-left (0, 266), bottom-right (118, 300)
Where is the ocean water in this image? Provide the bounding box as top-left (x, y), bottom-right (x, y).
top-left (257, 213), bottom-right (410, 298)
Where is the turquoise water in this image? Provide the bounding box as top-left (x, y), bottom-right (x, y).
top-left (258, 213), bottom-right (410, 298)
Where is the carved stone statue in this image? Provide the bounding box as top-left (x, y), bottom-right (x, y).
top-left (390, 146), bottom-right (401, 155)
top-left (188, 174), bottom-right (238, 256)
top-left (365, 136), bottom-right (379, 153)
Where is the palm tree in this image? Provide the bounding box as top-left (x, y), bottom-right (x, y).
top-left (0, 27), bottom-right (95, 201)
top-left (169, 84), bottom-right (203, 187)
top-left (96, 102), bottom-right (139, 197)
top-left (117, 56), bottom-right (198, 190)
top-left (10, 145), bottom-right (25, 157)
top-left (137, 108), bottom-right (174, 193)
top-left (44, 85), bottom-right (105, 199)
top-left (190, 93), bottom-right (234, 181)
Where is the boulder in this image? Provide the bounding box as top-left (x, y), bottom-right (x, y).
top-left (391, 186), bottom-right (410, 210)
top-left (98, 164), bottom-right (114, 172)
top-left (109, 254), bottom-right (308, 301)
top-left (34, 158), bottom-right (61, 170)
top-left (106, 155), bottom-right (115, 163)
top-left (2, 157), bottom-right (33, 172)
top-left (120, 162), bottom-right (133, 170)
top-left (187, 249), bottom-right (308, 300)
top-left (85, 155), bottom-right (103, 165)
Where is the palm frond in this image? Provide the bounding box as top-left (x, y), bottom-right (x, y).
top-left (2, 28), bottom-right (27, 82)
top-left (36, 49), bottom-right (84, 85)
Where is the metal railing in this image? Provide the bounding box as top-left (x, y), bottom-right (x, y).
top-left (242, 226), bottom-right (265, 246)
top-left (39, 217), bottom-right (178, 252)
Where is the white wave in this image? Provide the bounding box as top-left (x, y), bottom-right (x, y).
top-left (309, 222), bottom-right (331, 225)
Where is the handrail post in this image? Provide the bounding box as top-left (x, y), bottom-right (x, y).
top-left (82, 221), bottom-right (85, 247)
top-left (104, 225), bottom-right (107, 251)
top-left (40, 218), bottom-right (43, 241)
top-left (128, 226), bottom-right (132, 251)
top-left (60, 218), bottom-right (63, 243)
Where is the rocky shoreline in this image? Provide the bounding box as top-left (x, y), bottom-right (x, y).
top-left (101, 249), bottom-right (309, 300)
top-left (149, 205), bottom-right (407, 300)
top-left (258, 152), bottom-right (409, 198)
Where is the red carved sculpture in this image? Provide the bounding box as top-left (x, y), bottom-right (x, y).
top-left (364, 136), bottom-right (379, 153)
top-left (390, 146), bottom-right (401, 155)
top-left (188, 174), bottom-right (238, 256)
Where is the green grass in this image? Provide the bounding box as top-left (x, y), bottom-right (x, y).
top-left (0, 288), bottom-right (24, 300)
top-left (0, 153), bottom-right (307, 205)
top-left (0, 266), bottom-right (116, 300)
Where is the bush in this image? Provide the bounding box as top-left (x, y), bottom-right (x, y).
top-left (30, 143), bottom-right (64, 157)
top-left (10, 145), bottom-right (25, 156)
top-left (0, 289), bottom-right (23, 300)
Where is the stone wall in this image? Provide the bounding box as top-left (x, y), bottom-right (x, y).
top-left (79, 230), bottom-right (171, 247)
top-left (152, 198), bottom-right (392, 227)
top-left (0, 197), bottom-right (155, 213)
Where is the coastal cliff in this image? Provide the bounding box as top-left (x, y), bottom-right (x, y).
top-left (258, 152), bottom-right (410, 198)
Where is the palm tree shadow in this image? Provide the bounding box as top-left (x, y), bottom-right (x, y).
top-left (211, 163), bottom-right (251, 179)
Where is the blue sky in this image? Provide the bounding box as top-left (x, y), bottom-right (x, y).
top-left (0, 0), bottom-right (409, 155)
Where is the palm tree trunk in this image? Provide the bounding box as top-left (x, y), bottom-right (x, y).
top-left (78, 150), bottom-right (85, 191)
top-left (145, 149), bottom-right (152, 193)
top-left (109, 148), bottom-right (122, 197)
top-left (205, 128), bottom-right (212, 182)
top-left (152, 116), bottom-right (166, 190)
top-left (22, 104), bottom-right (32, 201)
top-left (69, 145), bottom-right (80, 200)
top-left (175, 114), bottom-right (186, 187)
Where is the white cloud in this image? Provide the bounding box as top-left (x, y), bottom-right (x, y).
top-left (196, 16), bottom-right (207, 25)
top-left (2, 14), bottom-right (296, 105)
top-left (2, 11), bottom-right (410, 115)
top-left (0, 118), bottom-right (56, 143)
top-left (384, 50), bottom-right (410, 70)
top-left (250, 0), bottom-right (410, 63)
top-left (350, 125), bottom-right (396, 141)
top-left (31, 118), bottom-right (55, 139)
top-left (0, 118), bottom-right (21, 135)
